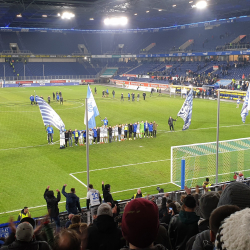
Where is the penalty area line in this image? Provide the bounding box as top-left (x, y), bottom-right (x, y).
top-left (69, 174), bottom-right (87, 187)
top-left (70, 158), bottom-right (171, 175)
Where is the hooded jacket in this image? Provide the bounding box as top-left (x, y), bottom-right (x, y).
top-left (168, 210), bottom-right (200, 250)
top-left (44, 189), bottom-right (61, 218)
top-left (62, 186), bottom-right (81, 214)
top-left (102, 184), bottom-right (114, 204)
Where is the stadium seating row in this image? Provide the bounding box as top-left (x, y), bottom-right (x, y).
top-left (0, 21), bottom-right (250, 55)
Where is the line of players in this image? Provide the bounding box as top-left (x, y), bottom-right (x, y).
top-left (66, 121), bottom-right (158, 146)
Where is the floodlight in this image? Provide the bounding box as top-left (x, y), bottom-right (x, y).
top-left (42, 15), bottom-right (47, 18)
top-left (16, 14), bottom-right (22, 18)
top-left (57, 13), bottom-right (61, 17)
top-left (120, 17), bottom-right (128, 25)
top-left (196, 1), bottom-right (207, 9)
top-left (146, 10), bottom-right (150, 13)
top-left (158, 9), bottom-right (162, 11)
top-left (172, 5), bottom-right (176, 7)
top-left (61, 12), bottom-right (75, 20)
top-left (89, 18), bottom-right (94, 20)
top-left (134, 13), bottom-right (137, 15)
top-left (104, 17), bottom-right (128, 26)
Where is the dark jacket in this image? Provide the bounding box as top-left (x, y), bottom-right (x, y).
top-left (1, 240), bottom-right (51, 250)
top-left (87, 215), bottom-right (124, 250)
top-left (102, 184), bottom-right (114, 204)
top-left (44, 189), bottom-right (61, 218)
top-left (168, 210), bottom-right (199, 250)
top-left (191, 230), bottom-right (212, 250)
top-left (62, 186), bottom-right (81, 214)
top-left (65, 131), bottom-right (69, 140)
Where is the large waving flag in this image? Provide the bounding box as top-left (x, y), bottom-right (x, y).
top-left (84, 85), bottom-right (99, 129)
top-left (241, 86), bottom-right (250, 123)
top-left (37, 96), bottom-right (65, 130)
top-left (177, 89), bottom-right (193, 130)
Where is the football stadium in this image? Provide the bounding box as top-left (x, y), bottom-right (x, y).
top-left (1, 0), bottom-right (250, 249)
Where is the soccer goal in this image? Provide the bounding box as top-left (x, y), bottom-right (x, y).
top-left (171, 137), bottom-right (250, 187)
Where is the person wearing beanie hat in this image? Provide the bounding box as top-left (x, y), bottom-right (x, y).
top-left (168, 194), bottom-right (200, 250)
top-left (217, 182), bottom-right (250, 209)
top-left (197, 191), bottom-right (220, 232)
top-left (121, 198), bottom-right (165, 250)
top-left (16, 223), bottom-right (34, 242)
top-left (1, 222), bottom-right (51, 250)
top-left (214, 208), bottom-right (250, 250)
top-left (87, 203), bottom-right (124, 250)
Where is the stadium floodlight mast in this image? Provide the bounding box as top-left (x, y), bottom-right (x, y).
top-left (104, 17), bottom-right (128, 26)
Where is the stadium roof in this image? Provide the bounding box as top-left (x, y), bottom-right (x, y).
top-left (1, 0), bottom-right (250, 30)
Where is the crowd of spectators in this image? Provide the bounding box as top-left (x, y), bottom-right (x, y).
top-left (0, 180), bottom-right (250, 250)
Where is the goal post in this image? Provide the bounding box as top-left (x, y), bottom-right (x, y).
top-left (171, 137), bottom-right (250, 188)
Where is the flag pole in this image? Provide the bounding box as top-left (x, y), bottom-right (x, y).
top-left (216, 89), bottom-right (220, 185)
top-left (86, 98), bottom-right (90, 188)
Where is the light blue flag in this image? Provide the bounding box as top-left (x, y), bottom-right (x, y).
top-left (241, 86), bottom-right (250, 123)
top-left (84, 85), bottom-right (100, 129)
top-left (37, 96), bottom-right (65, 131)
top-left (177, 89), bottom-right (193, 130)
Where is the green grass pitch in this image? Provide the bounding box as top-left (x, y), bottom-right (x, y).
top-left (0, 85), bottom-right (249, 223)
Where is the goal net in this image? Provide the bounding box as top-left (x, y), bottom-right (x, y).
top-left (171, 137), bottom-right (250, 187)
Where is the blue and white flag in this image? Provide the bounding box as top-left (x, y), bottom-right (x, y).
top-left (37, 96), bottom-right (65, 131)
top-left (84, 85), bottom-right (99, 129)
top-left (177, 89), bottom-right (193, 130)
top-left (241, 86), bottom-right (250, 123)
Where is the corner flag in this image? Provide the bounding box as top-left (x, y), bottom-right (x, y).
top-left (37, 96), bottom-right (65, 130)
top-left (177, 89), bottom-right (193, 130)
top-left (241, 86), bottom-right (250, 123)
top-left (84, 85), bottom-right (99, 129)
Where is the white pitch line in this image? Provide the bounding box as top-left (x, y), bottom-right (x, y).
top-left (70, 158), bottom-right (171, 175)
top-left (0, 140), bottom-right (60, 151)
top-left (160, 123), bottom-right (250, 133)
top-left (69, 174), bottom-right (87, 187)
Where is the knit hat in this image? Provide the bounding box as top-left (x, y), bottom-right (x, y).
top-left (183, 195), bottom-right (196, 208)
top-left (122, 198), bottom-right (159, 248)
top-left (16, 222), bottom-right (34, 242)
top-left (97, 203), bottom-right (113, 217)
top-left (200, 192), bottom-right (220, 219)
top-left (217, 182), bottom-right (250, 209)
top-left (105, 184), bottom-right (110, 190)
top-left (215, 208), bottom-right (250, 250)
top-left (20, 217), bottom-right (35, 228)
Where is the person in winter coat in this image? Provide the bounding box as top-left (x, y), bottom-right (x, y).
top-left (168, 194), bottom-right (199, 250)
top-left (101, 181), bottom-right (114, 205)
top-left (87, 203), bottom-right (124, 250)
top-left (62, 184), bottom-right (82, 215)
top-left (44, 186), bottom-right (61, 231)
